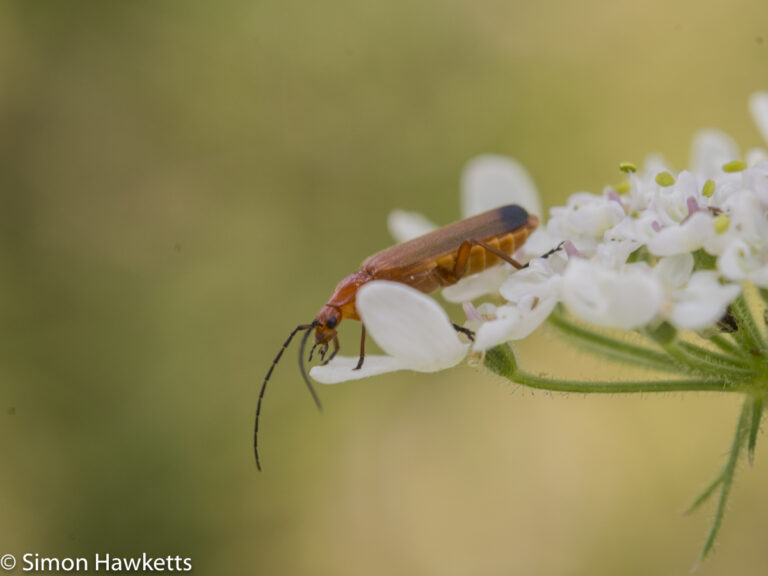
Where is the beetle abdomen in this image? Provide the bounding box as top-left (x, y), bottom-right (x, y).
top-left (434, 223), bottom-right (537, 279)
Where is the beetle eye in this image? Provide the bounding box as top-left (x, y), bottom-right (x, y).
top-left (326, 317), bottom-right (338, 329)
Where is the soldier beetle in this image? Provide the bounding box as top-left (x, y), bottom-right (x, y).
top-left (255, 204), bottom-right (540, 469)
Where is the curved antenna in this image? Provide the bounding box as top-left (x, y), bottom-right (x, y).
top-left (298, 322), bottom-right (323, 412)
top-left (254, 321), bottom-right (315, 471)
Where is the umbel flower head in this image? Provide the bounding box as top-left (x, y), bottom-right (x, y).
top-left (313, 92), bottom-right (768, 381)
top-left (310, 91), bottom-right (768, 562)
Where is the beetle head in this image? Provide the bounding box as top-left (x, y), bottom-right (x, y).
top-left (314, 305), bottom-right (341, 344)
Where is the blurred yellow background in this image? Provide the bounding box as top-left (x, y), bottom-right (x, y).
top-left (1, 1), bottom-right (768, 574)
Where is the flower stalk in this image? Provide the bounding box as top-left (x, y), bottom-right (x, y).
top-left (484, 298), bottom-right (768, 561)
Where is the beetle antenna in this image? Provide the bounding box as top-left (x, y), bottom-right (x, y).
top-left (298, 322), bottom-right (323, 412)
top-left (254, 321), bottom-right (315, 471)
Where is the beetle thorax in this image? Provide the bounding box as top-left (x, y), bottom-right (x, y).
top-left (324, 271), bottom-right (372, 321)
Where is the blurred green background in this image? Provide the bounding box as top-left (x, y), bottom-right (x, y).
top-left (1, 1), bottom-right (768, 574)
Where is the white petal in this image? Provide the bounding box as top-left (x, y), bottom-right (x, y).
top-left (743, 162), bottom-right (768, 205)
top-left (718, 239), bottom-right (754, 281)
top-left (357, 281), bottom-right (468, 371)
top-left (461, 155), bottom-right (542, 218)
top-left (441, 265), bottom-right (512, 303)
top-left (654, 254), bottom-right (694, 289)
top-left (601, 213), bottom-right (657, 265)
top-left (473, 313), bottom-right (520, 351)
top-left (646, 212), bottom-right (715, 256)
top-left (749, 91), bottom-right (768, 145)
top-left (310, 355), bottom-right (407, 384)
top-left (499, 264), bottom-right (562, 303)
top-left (515, 228), bottom-right (560, 260)
top-left (473, 296), bottom-right (558, 350)
top-left (464, 301), bottom-right (499, 332)
top-left (547, 192), bottom-right (625, 248)
top-left (650, 171), bottom-right (700, 226)
top-left (562, 260), bottom-right (663, 329)
top-left (667, 272), bottom-right (741, 331)
top-left (594, 239), bottom-right (639, 268)
top-left (746, 147), bottom-right (768, 167)
top-left (690, 129), bottom-right (740, 178)
top-left (387, 210), bottom-right (438, 243)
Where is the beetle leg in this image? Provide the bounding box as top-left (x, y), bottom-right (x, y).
top-left (522, 241), bottom-right (565, 269)
top-left (322, 336), bottom-right (340, 366)
top-left (453, 239), bottom-right (524, 281)
top-left (451, 323), bottom-right (475, 342)
top-left (354, 325), bottom-right (366, 370)
top-left (451, 240), bottom-right (472, 280)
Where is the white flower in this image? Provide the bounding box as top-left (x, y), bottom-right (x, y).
top-left (473, 296), bottom-right (559, 351)
top-left (667, 271), bottom-right (741, 330)
top-left (717, 239), bottom-right (768, 288)
top-left (653, 253), bottom-right (695, 289)
top-left (561, 259), bottom-right (664, 329)
top-left (742, 162), bottom-right (768, 205)
top-left (599, 213), bottom-right (657, 266)
top-left (547, 192), bottom-right (626, 255)
top-left (648, 170), bottom-right (702, 226)
top-left (645, 212), bottom-right (716, 256)
top-left (472, 256), bottom-right (565, 350)
top-left (653, 254), bottom-right (742, 330)
top-left (310, 282), bottom-right (469, 384)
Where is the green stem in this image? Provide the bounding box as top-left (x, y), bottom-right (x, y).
top-left (748, 396), bottom-right (763, 466)
top-left (730, 295), bottom-right (767, 355)
top-left (759, 288), bottom-right (768, 310)
top-left (709, 334), bottom-right (749, 360)
top-left (650, 335), bottom-right (750, 382)
top-left (698, 398), bottom-right (751, 560)
top-left (684, 474), bottom-right (724, 515)
top-left (548, 312), bottom-right (682, 374)
top-left (484, 345), bottom-right (743, 394)
top-left (675, 341), bottom-right (757, 381)
top-left (682, 338), bottom-right (747, 367)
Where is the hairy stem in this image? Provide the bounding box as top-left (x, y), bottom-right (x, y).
top-left (548, 311), bottom-right (682, 374)
top-left (748, 396), bottom-right (763, 466)
top-left (708, 334), bottom-right (750, 360)
top-left (698, 398), bottom-right (751, 560)
top-left (484, 345), bottom-right (744, 394)
top-left (730, 295), bottom-right (767, 355)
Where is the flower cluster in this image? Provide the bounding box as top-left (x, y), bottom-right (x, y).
top-left (312, 92), bottom-right (768, 385)
top-left (306, 92), bottom-right (768, 561)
